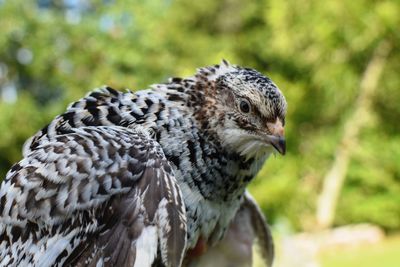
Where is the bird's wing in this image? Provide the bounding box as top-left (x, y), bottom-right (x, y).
top-left (243, 191), bottom-right (274, 267)
top-left (0, 126), bottom-right (187, 267)
top-left (185, 192), bottom-right (273, 267)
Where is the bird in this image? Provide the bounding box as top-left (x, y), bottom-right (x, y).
top-left (0, 60), bottom-right (286, 267)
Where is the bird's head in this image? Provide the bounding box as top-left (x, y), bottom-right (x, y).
top-left (193, 60), bottom-right (287, 160)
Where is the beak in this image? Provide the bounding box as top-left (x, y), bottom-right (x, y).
top-left (266, 119), bottom-right (286, 155)
top-left (265, 135), bottom-right (286, 155)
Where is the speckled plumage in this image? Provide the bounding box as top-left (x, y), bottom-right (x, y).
top-left (0, 60), bottom-right (286, 267)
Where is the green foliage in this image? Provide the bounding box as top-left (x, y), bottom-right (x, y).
top-left (0, 0), bottom-right (399, 231)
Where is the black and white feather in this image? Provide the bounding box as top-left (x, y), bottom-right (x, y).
top-left (0, 127), bottom-right (186, 267)
top-left (0, 60), bottom-right (286, 267)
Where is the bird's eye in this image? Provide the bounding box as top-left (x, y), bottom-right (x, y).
top-left (239, 99), bottom-right (251, 113)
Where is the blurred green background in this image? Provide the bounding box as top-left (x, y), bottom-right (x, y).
top-left (0, 0), bottom-right (399, 266)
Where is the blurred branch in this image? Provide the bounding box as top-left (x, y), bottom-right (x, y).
top-left (316, 40), bottom-right (392, 229)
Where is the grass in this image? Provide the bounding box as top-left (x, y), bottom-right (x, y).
top-left (320, 235), bottom-right (400, 267)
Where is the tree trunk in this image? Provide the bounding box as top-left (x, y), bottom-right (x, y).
top-left (316, 41), bottom-right (392, 229)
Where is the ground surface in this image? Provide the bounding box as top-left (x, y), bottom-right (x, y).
top-left (253, 233), bottom-right (400, 267)
top-left (320, 234), bottom-right (400, 267)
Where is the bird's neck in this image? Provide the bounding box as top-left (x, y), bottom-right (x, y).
top-left (177, 126), bottom-right (267, 202)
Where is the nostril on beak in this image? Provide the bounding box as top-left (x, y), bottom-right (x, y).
top-left (267, 119), bottom-right (285, 137)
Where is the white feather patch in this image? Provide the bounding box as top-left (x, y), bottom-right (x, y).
top-left (133, 226), bottom-right (158, 267)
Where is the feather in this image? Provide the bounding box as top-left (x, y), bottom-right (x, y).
top-left (243, 192), bottom-right (274, 267)
top-left (0, 126), bottom-right (187, 267)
